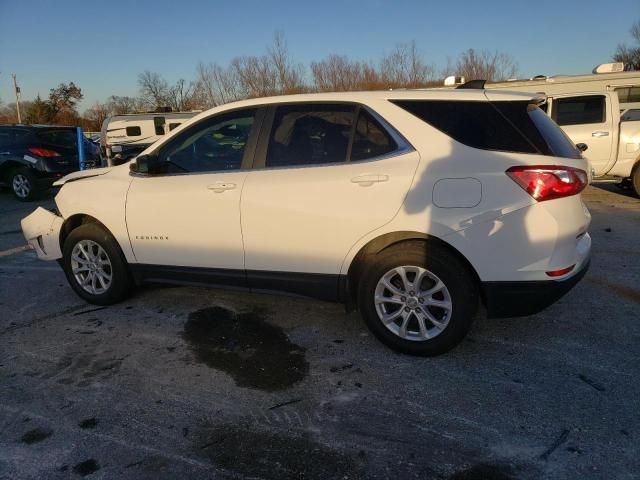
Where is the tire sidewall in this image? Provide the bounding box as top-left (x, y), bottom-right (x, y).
top-left (632, 163), bottom-right (640, 198)
top-left (358, 243), bottom-right (477, 356)
top-left (62, 223), bottom-right (131, 305)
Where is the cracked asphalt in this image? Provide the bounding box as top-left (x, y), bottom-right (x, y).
top-left (0, 183), bottom-right (638, 479)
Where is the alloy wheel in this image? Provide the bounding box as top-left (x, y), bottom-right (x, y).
top-left (71, 240), bottom-right (113, 295)
top-left (12, 174), bottom-right (31, 199)
top-left (374, 265), bottom-right (452, 341)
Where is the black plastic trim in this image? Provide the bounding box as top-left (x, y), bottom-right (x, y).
top-left (247, 270), bottom-right (340, 302)
top-left (482, 260), bottom-right (590, 318)
top-left (129, 264), bottom-right (343, 302)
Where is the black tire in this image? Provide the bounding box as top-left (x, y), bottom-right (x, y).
top-left (10, 168), bottom-right (40, 202)
top-left (62, 223), bottom-right (134, 305)
top-left (632, 163), bottom-right (640, 198)
top-left (357, 241), bottom-right (478, 356)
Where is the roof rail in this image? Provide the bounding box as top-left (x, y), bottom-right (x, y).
top-left (456, 79), bottom-right (486, 89)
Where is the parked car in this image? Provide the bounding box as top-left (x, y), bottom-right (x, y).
top-left (21, 90), bottom-right (591, 355)
top-left (0, 125), bottom-right (100, 201)
top-left (486, 63), bottom-right (640, 196)
top-left (101, 112), bottom-right (198, 166)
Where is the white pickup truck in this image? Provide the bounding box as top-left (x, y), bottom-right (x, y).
top-left (485, 64), bottom-right (640, 196)
top-left (541, 91), bottom-right (640, 194)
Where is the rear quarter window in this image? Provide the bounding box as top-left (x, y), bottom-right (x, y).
top-left (0, 128), bottom-right (30, 147)
top-left (391, 99), bottom-right (580, 159)
top-left (391, 100), bottom-right (540, 154)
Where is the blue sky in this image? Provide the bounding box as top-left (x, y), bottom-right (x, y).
top-left (0, 0), bottom-right (637, 111)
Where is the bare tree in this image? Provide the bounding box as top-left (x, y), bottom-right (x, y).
top-left (231, 55), bottom-right (279, 98)
top-left (193, 62), bottom-right (242, 108)
top-left (106, 95), bottom-right (143, 114)
top-left (84, 101), bottom-right (111, 130)
top-left (311, 55), bottom-right (378, 91)
top-left (453, 48), bottom-right (519, 82)
top-left (267, 31), bottom-right (306, 93)
top-left (167, 78), bottom-right (195, 111)
top-left (614, 20), bottom-right (640, 70)
top-left (380, 41), bottom-right (436, 88)
top-left (138, 70), bottom-right (169, 108)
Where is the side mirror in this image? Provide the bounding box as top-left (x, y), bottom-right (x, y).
top-left (576, 143), bottom-right (588, 152)
top-left (130, 154), bottom-right (157, 174)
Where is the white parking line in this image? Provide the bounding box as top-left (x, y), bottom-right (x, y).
top-left (0, 245), bottom-right (32, 257)
top-left (0, 265), bottom-right (59, 272)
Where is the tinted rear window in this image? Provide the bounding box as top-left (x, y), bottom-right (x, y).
top-left (391, 99), bottom-right (580, 158)
top-left (34, 129), bottom-right (77, 147)
top-left (0, 128), bottom-right (30, 147)
top-left (526, 105), bottom-right (581, 159)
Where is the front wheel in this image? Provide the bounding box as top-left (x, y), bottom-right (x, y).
top-left (62, 223), bottom-right (133, 305)
top-left (358, 242), bottom-right (478, 356)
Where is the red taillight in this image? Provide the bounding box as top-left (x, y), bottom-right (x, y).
top-left (506, 165), bottom-right (587, 202)
top-left (546, 265), bottom-right (575, 277)
top-left (28, 147), bottom-right (61, 158)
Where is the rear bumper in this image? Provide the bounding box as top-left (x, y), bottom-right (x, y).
top-left (482, 258), bottom-right (590, 318)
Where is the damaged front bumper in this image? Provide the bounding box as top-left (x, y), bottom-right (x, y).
top-left (21, 207), bottom-right (64, 260)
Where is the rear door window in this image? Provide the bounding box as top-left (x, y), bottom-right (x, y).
top-left (266, 104), bottom-right (355, 167)
top-left (551, 95), bottom-right (606, 126)
top-left (350, 109), bottom-right (397, 161)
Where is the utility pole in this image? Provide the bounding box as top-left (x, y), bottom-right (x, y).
top-left (11, 74), bottom-right (22, 123)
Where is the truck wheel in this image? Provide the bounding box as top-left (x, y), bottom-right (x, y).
top-left (357, 241), bottom-right (478, 356)
top-left (632, 163), bottom-right (640, 198)
top-left (62, 223), bottom-right (134, 305)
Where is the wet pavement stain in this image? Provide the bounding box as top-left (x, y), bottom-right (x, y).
top-left (20, 427), bottom-right (53, 444)
top-left (79, 417), bottom-right (98, 429)
top-left (588, 277), bottom-right (640, 304)
top-left (182, 306), bottom-right (309, 391)
top-left (73, 459), bottom-right (100, 476)
top-left (196, 424), bottom-right (364, 480)
top-left (449, 463), bottom-right (516, 480)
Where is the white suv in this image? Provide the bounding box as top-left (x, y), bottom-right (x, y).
top-left (21, 89), bottom-right (591, 355)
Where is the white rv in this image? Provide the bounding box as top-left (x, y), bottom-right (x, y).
top-left (485, 63), bottom-right (640, 195)
top-left (101, 111), bottom-right (198, 165)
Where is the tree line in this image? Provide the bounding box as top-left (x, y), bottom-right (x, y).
top-left (1, 22), bottom-right (638, 130)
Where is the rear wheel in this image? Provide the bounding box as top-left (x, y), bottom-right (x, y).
top-left (10, 168), bottom-right (39, 202)
top-left (358, 242), bottom-right (478, 356)
top-left (62, 223), bottom-right (133, 305)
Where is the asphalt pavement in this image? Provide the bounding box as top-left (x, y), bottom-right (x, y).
top-left (0, 183), bottom-right (638, 480)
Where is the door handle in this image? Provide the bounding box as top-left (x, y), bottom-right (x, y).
top-left (207, 182), bottom-right (236, 193)
top-left (591, 131), bottom-right (609, 137)
top-left (351, 174), bottom-right (389, 187)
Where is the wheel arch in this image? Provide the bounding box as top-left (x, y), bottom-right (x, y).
top-left (345, 231), bottom-right (483, 304)
top-left (59, 214), bottom-right (112, 252)
top-left (1, 160), bottom-right (30, 181)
